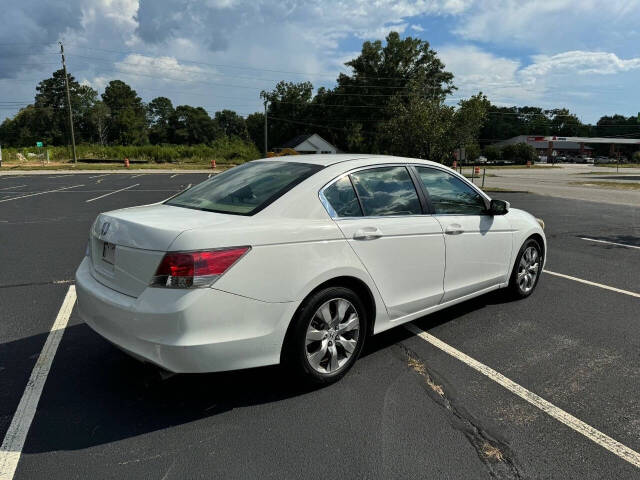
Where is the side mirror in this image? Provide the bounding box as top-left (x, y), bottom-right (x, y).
top-left (488, 199), bottom-right (509, 215)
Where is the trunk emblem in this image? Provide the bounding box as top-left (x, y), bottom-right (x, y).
top-left (101, 222), bottom-right (111, 236)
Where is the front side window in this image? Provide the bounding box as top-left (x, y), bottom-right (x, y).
top-left (166, 161), bottom-right (323, 215)
top-left (350, 166), bottom-right (422, 216)
top-left (322, 176), bottom-right (362, 217)
top-left (416, 167), bottom-right (487, 215)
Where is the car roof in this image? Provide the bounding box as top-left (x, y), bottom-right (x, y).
top-left (258, 154), bottom-right (442, 168)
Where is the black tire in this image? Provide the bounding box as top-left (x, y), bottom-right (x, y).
top-left (507, 237), bottom-right (543, 299)
top-left (283, 286), bottom-right (368, 385)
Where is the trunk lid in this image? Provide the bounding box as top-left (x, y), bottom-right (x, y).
top-left (89, 203), bottom-right (245, 297)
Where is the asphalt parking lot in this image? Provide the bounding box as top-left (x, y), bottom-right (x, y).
top-left (1, 172), bottom-right (639, 479)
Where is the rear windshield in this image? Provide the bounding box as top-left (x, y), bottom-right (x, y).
top-left (165, 161), bottom-right (323, 215)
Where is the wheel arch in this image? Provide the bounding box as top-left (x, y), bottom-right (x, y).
top-left (279, 275), bottom-right (377, 363)
top-left (528, 233), bottom-right (546, 260)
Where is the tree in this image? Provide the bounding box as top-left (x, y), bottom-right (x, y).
top-left (169, 106), bottom-right (220, 144)
top-left (33, 69), bottom-right (97, 145)
top-left (0, 106), bottom-right (44, 147)
top-left (102, 80), bottom-right (148, 145)
top-left (483, 145), bottom-right (502, 161)
top-left (147, 97), bottom-right (174, 144)
top-left (214, 109), bottom-right (249, 139)
top-left (261, 81), bottom-right (314, 149)
top-left (381, 88), bottom-right (455, 160)
top-left (464, 144), bottom-right (481, 162)
top-left (88, 101), bottom-right (110, 146)
top-left (246, 112), bottom-right (265, 153)
top-left (452, 93), bottom-right (490, 150)
top-left (501, 143), bottom-right (538, 164)
top-left (317, 32), bottom-right (456, 152)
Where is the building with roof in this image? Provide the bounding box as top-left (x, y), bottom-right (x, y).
top-left (277, 133), bottom-right (340, 154)
top-left (492, 135), bottom-right (593, 156)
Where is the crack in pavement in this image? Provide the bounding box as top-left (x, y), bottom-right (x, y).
top-left (0, 279), bottom-right (74, 289)
top-left (397, 343), bottom-right (523, 480)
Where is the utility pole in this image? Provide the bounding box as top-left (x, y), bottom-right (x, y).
top-left (263, 100), bottom-right (268, 156)
top-left (59, 42), bottom-right (77, 164)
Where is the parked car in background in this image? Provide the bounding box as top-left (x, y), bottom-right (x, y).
top-left (76, 155), bottom-right (546, 385)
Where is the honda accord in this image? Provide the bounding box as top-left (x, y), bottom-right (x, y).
top-left (75, 155), bottom-right (546, 384)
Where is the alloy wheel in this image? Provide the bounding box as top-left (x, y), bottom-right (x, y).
top-left (305, 298), bottom-right (360, 374)
top-left (517, 246), bottom-right (540, 294)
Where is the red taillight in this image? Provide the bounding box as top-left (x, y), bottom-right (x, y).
top-left (151, 247), bottom-right (250, 288)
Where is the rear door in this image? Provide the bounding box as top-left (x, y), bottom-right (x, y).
top-left (321, 166), bottom-right (445, 319)
top-left (413, 166), bottom-right (513, 302)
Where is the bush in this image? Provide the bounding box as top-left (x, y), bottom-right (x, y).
top-left (0, 139), bottom-right (261, 165)
top-left (464, 143), bottom-right (481, 162)
top-left (483, 145), bottom-right (501, 161)
top-left (632, 151), bottom-right (640, 163)
top-left (501, 142), bottom-right (538, 165)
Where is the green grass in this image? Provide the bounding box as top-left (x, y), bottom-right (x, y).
top-left (456, 164), bottom-right (559, 170)
top-left (570, 181), bottom-right (640, 191)
top-left (593, 163), bottom-right (640, 168)
top-left (482, 187), bottom-right (530, 193)
top-left (0, 162), bottom-right (235, 171)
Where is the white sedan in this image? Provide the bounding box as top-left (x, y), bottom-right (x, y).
top-left (75, 155), bottom-right (545, 384)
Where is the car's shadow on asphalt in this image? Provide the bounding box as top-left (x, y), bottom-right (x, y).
top-left (17, 289), bottom-right (514, 454)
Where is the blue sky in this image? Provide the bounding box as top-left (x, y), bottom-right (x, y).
top-left (1, 0), bottom-right (640, 124)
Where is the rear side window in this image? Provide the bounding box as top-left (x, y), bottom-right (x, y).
top-left (322, 176), bottom-right (362, 217)
top-left (166, 161), bottom-right (323, 215)
top-left (350, 166), bottom-right (422, 216)
top-left (416, 167), bottom-right (487, 215)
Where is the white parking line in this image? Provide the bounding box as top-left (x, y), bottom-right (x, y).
top-left (0, 185), bottom-right (83, 203)
top-left (544, 269), bottom-right (640, 298)
top-left (580, 237), bottom-right (640, 250)
top-left (0, 185), bottom-right (27, 191)
top-left (88, 174), bottom-right (109, 179)
top-left (130, 174), bottom-right (144, 179)
top-left (405, 323), bottom-right (640, 469)
top-left (170, 174), bottom-right (178, 178)
top-left (85, 183), bottom-right (139, 203)
top-left (0, 286), bottom-right (76, 480)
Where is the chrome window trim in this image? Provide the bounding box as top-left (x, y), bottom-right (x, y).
top-left (318, 162), bottom-right (491, 219)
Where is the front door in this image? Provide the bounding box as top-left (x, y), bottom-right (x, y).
top-left (413, 166), bottom-right (513, 302)
top-left (322, 166), bottom-right (446, 318)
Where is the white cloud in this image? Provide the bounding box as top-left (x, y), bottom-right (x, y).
top-left (521, 51), bottom-right (640, 77)
top-left (454, 0), bottom-right (640, 53)
top-left (2, 0), bottom-right (640, 124)
top-left (439, 45), bottom-right (640, 121)
top-left (355, 23), bottom-right (409, 40)
top-left (114, 54), bottom-right (206, 81)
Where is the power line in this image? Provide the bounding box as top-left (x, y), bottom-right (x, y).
top-left (66, 53), bottom-right (417, 90)
top-left (65, 45), bottom-right (451, 82)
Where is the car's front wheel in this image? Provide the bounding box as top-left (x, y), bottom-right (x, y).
top-left (284, 286), bottom-right (368, 385)
top-left (508, 237), bottom-right (543, 298)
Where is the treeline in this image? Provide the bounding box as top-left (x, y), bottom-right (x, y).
top-left (0, 71), bottom-right (257, 153)
top-left (1, 32), bottom-right (639, 163)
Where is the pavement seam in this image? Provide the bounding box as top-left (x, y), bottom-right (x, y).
top-left (405, 323), bottom-right (640, 470)
top-left (399, 343), bottom-right (523, 479)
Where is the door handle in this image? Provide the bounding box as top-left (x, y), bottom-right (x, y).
top-left (444, 224), bottom-right (464, 235)
top-left (353, 227), bottom-right (383, 240)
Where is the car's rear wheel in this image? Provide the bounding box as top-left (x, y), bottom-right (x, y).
top-left (284, 286), bottom-right (367, 385)
top-left (507, 238), bottom-right (543, 298)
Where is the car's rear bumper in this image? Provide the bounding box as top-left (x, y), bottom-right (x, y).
top-left (75, 257), bottom-right (296, 373)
